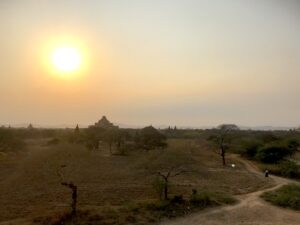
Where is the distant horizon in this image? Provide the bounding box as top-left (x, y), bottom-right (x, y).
top-left (1, 120), bottom-right (298, 131)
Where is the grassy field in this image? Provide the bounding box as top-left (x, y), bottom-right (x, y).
top-left (0, 138), bottom-right (274, 224)
top-left (261, 184), bottom-right (300, 210)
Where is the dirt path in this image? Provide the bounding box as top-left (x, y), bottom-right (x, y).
top-left (161, 156), bottom-right (300, 225)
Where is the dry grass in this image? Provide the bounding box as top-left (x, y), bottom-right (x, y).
top-left (294, 152), bottom-right (300, 161)
top-left (0, 138), bottom-right (273, 223)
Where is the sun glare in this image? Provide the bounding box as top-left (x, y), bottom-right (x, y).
top-left (52, 47), bottom-right (81, 72)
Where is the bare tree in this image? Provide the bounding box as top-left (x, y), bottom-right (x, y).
top-left (75, 124), bottom-right (80, 133)
top-left (209, 124), bottom-right (239, 166)
top-left (61, 182), bottom-right (77, 216)
top-left (57, 165), bottom-right (78, 216)
top-left (141, 150), bottom-right (193, 200)
top-left (156, 165), bottom-right (187, 200)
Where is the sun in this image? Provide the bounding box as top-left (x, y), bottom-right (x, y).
top-left (51, 47), bottom-right (81, 72)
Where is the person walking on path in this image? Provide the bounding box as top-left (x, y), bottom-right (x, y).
top-left (265, 169), bottom-right (269, 177)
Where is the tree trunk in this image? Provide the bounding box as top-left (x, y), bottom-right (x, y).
top-left (71, 185), bottom-right (77, 216)
top-left (164, 184), bottom-right (168, 200)
top-left (221, 149), bottom-right (226, 166)
top-left (109, 142), bottom-right (112, 154)
top-left (219, 137), bottom-right (226, 166)
top-left (61, 182), bottom-right (77, 216)
top-left (163, 178), bottom-right (169, 200)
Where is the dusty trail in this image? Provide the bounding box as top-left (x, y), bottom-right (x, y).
top-left (161, 156), bottom-right (300, 225)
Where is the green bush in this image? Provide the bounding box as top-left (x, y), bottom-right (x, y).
top-left (190, 192), bottom-right (212, 208)
top-left (190, 190), bottom-right (236, 208)
top-left (279, 161), bottom-right (299, 178)
top-left (284, 138), bottom-right (300, 154)
top-left (242, 140), bottom-right (262, 159)
top-left (141, 200), bottom-right (187, 219)
top-left (255, 144), bottom-right (292, 164)
top-left (140, 191), bottom-right (235, 219)
top-left (144, 200), bottom-right (171, 211)
top-left (152, 177), bottom-right (166, 200)
top-left (262, 184), bottom-right (300, 210)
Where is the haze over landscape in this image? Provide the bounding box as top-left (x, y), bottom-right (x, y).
top-left (1, 2), bottom-right (300, 225)
top-left (1, 0), bottom-right (300, 127)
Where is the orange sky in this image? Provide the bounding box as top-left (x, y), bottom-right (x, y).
top-left (0, 0), bottom-right (300, 127)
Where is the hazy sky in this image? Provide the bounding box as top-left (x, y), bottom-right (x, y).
top-left (1, 0), bottom-right (300, 127)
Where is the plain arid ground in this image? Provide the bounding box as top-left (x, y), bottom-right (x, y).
top-left (0, 138), bottom-right (298, 224)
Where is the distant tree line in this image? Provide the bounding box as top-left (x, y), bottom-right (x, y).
top-left (0, 127), bottom-right (25, 152)
top-left (67, 125), bottom-right (168, 154)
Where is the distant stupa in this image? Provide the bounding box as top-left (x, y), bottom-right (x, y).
top-left (94, 116), bottom-right (118, 129)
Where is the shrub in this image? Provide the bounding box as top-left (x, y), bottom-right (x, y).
top-left (242, 140), bottom-right (262, 159)
top-left (170, 195), bottom-right (185, 204)
top-left (255, 144), bottom-right (292, 164)
top-left (0, 128), bottom-right (25, 152)
top-left (141, 200), bottom-right (184, 218)
top-left (47, 138), bottom-right (60, 145)
top-left (190, 190), bottom-right (236, 208)
top-left (279, 161), bottom-right (299, 178)
top-left (259, 133), bottom-right (280, 144)
top-left (262, 184), bottom-right (300, 210)
top-left (284, 138), bottom-right (300, 154)
top-left (190, 192), bottom-right (212, 208)
top-left (152, 177), bottom-right (166, 200)
top-left (144, 200), bottom-right (171, 211)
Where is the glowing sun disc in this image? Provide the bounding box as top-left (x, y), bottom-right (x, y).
top-left (52, 47), bottom-right (81, 72)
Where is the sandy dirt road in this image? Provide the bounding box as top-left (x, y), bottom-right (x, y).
top-left (161, 156), bottom-right (300, 225)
